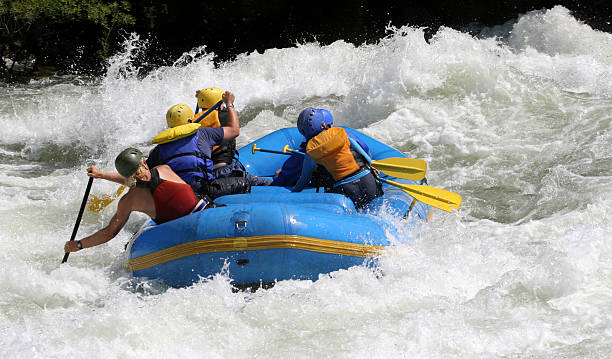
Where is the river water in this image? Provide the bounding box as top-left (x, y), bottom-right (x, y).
top-left (1, 6), bottom-right (610, 358)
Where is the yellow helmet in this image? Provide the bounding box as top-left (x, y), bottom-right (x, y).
top-left (166, 104), bottom-right (194, 128)
top-left (197, 87), bottom-right (224, 109)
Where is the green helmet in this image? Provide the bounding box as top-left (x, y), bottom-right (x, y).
top-left (115, 148), bottom-right (143, 177)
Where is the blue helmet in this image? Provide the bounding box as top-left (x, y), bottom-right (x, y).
top-left (297, 107), bottom-right (334, 139)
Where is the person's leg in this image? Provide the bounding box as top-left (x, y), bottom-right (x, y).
top-left (212, 162), bottom-right (236, 179)
top-left (244, 172), bottom-right (272, 186)
top-left (332, 172), bottom-right (380, 209)
top-left (213, 159), bottom-right (271, 186)
top-left (230, 159), bottom-right (271, 186)
top-left (354, 172), bottom-right (380, 208)
top-left (190, 178), bottom-right (208, 199)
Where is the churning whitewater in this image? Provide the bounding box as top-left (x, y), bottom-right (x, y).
top-left (1, 6), bottom-right (611, 358)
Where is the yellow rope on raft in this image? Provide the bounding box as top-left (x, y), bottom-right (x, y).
top-left (126, 234), bottom-right (385, 272)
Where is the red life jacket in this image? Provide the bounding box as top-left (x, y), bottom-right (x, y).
top-left (137, 168), bottom-right (197, 223)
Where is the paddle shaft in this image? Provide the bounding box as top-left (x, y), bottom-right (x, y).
top-left (254, 146), bottom-right (305, 156)
top-left (255, 146), bottom-right (425, 181)
top-left (62, 177), bottom-right (94, 263)
top-left (254, 147), bottom-right (290, 155)
top-left (194, 100), bottom-right (223, 123)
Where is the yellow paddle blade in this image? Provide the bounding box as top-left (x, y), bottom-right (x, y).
top-left (384, 179), bottom-right (462, 213)
top-left (371, 158), bottom-right (427, 181)
top-left (87, 185), bottom-right (126, 212)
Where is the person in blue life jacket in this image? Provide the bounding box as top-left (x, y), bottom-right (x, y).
top-left (88, 91), bottom-right (251, 199)
top-left (193, 87), bottom-right (271, 186)
top-left (272, 107), bottom-right (383, 209)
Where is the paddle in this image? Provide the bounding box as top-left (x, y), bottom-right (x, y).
top-left (251, 144), bottom-right (289, 156)
top-left (62, 177), bottom-right (94, 263)
top-left (253, 144), bottom-right (460, 212)
top-left (281, 145), bottom-right (305, 156)
top-left (378, 177), bottom-right (462, 213)
top-left (194, 100), bottom-right (223, 123)
top-left (253, 145), bottom-right (426, 181)
top-left (344, 138), bottom-right (459, 212)
top-left (371, 158), bottom-right (427, 181)
top-left (87, 185), bottom-right (126, 213)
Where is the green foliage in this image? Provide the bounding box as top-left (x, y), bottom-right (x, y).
top-left (1, 0), bottom-right (135, 77)
top-left (3, 0), bottom-right (134, 28)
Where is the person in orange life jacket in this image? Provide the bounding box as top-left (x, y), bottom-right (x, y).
top-left (194, 87), bottom-right (271, 186)
top-left (289, 107), bottom-right (382, 209)
top-left (64, 148), bottom-right (208, 253)
top-left (272, 108), bottom-right (364, 188)
top-left (271, 108), bottom-right (341, 188)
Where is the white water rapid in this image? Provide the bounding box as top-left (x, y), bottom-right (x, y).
top-left (1, 6), bottom-right (610, 358)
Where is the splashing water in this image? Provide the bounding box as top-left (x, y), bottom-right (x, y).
top-left (1, 6), bottom-right (611, 358)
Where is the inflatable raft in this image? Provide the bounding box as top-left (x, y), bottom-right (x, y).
top-left (124, 127), bottom-right (431, 287)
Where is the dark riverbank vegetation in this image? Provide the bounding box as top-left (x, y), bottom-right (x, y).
top-left (0, 0), bottom-right (134, 80)
top-left (1, 0), bottom-right (610, 82)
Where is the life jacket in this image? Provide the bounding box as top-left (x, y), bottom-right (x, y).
top-left (155, 132), bottom-right (213, 184)
top-left (152, 110), bottom-right (220, 145)
top-left (211, 109), bottom-right (237, 165)
top-left (137, 168), bottom-right (198, 224)
top-left (306, 127), bottom-right (367, 182)
top-left (212, 140), bottom-right (237, 165)
top-left (193, 109), bottom-right (221, 129)
top-left (152, 123), bottom-right (201, 145)
top-left (189, 108), bottom-right (237, 165)
top-left (151, 115), bottom-right (218, 184)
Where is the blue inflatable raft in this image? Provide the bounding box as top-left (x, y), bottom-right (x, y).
top-left (124, 127), bottom-right (431, 287)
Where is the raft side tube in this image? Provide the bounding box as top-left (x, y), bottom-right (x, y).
top-left (215, 192), bottom-right (356, 213)
top-left (126, 201), bottom-right (392, 286)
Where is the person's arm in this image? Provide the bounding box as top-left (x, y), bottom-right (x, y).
top-left (87, 166), bottom-right (126, 185)
top-left (347, 132), bottom-right (372, 159)
top-left (291, 155), bottom-right (316, 192)
top-left (220, 91), bottom-right (239, 141)
top-left (348, 137), bottom-right (372, 164)
top-left (271, 154), bottom-right (305, 186)
top-left (64, 192), bottom-right (133, 252)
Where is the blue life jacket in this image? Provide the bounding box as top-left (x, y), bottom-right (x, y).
top-left (157, 134), bottom-right (214, 184)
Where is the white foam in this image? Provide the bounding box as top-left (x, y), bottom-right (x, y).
top-left (0, 6), bottom-right (611, 357)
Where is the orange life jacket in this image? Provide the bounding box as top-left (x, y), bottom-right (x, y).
top-left (306, 127), bottom-right (360, 181)
top-left (193, 109), bottom-right (221, 128)
top-left (193, 110), bottom-right (224, 154)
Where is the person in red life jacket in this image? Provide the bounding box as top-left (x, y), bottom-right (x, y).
top-left (193, 87), bottom-right (271, 186)
top-left (285, 107), bottom-right (383, 209)
top-left (64, 148), bottom-right (208, 253)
